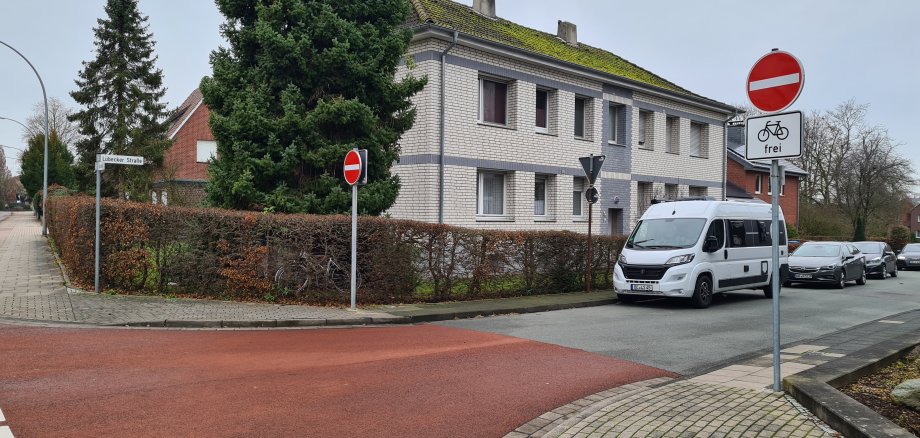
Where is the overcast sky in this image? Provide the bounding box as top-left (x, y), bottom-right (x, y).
top-left (1, 1), bottom-right (918, 185)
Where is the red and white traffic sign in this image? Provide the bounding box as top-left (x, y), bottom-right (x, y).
top-left (343, 149), bottom-right (363, 186)
top-left (747, 51), bottom-right (804, 113)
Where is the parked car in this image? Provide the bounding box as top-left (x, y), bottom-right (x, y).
top-left (897, 243), bottom-right (920, 270)
top-left (853, 241), bottom-right (897, 279)
top-left (786, 242), bottom-right (866, 289)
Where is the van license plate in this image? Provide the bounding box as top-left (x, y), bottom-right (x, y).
top-left (631, 284), bottom-right (653, 291)
top-left (795, 274), bottom-right (812, 279)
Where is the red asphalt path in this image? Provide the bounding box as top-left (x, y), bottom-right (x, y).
top-left (0, 323), bottom-right (673, 437)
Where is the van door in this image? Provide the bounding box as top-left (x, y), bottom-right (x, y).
top-left (721, 219), bottom-right (768, 291)
top-left (697, 219), bottom-right (728, 288)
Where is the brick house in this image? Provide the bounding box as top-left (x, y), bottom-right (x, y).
top-left (153, 89), bottom-right (214, 206)
top-left (903, 199), bottom-right (920, 239)
top-left (725, 124), bottom-right (806, 228)
top-left (160, 0), bottom-right (740, 235)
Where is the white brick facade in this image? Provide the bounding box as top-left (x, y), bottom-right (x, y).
top-left (388, 34), bottom-right (733, 235)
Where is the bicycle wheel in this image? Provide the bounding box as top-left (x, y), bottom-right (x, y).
top-left (327, 259), bottom-right (362, 294)
top-left (757, 128), bottom-right (769, 142)
top-left (776, 127), bottom-right (789, 140)
top-left (274, 263), bottom-right (313, 294)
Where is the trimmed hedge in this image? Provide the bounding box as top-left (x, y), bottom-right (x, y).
top-left (47, 194), bottom-right (624, 305)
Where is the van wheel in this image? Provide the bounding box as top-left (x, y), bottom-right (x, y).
top-left (691, 275), bottom-right (713, 309)
top-left (763, 278), bottom-right (778, 298)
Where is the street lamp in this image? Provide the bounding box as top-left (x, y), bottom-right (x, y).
top-left (0, 40), bottom-right (49, 236)
top-left (0, 116), bottom-right (37, 138)
top-left (1, 144), bottom-right (25, 153)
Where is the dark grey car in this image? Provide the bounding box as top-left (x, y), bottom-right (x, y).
top-left (786, 242), bottom-right (867, 289)
top-left (897, 243), bottom-right (920, 270)
top-left (854, 241), bottom-right (897, 279)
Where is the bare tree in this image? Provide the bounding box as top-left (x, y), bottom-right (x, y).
top-left (24, 97), bottom-right (81, 149)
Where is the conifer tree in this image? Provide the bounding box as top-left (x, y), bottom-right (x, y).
top-left (202, 0), bottom-right (426, 214)
top-left (20, 131), bottom-right (75, 196)
top-left (69, 0), bottom-right (170, 198)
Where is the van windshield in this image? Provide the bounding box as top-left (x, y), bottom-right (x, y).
top-left (626, 218), bottom-right (707, 250)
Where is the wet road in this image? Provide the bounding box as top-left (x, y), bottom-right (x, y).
top-left (0, 324), bottom-right (672, 437)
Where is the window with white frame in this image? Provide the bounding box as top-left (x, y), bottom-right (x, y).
top-left (196, 140), bottom-right (217, 163)
top-left (689, 122), bottom-right (703, 157)
top-left (572, 177), bottom-right (586, 216)
top-left (534, 175), bottom-right (547, 216)
top-left (535, 89), bottom-right (549, 133)
top-left (755, 174), bottom-right (763, 194)
top-left (916, 230), bottom-right (920, 239)
top-left (638, 110), bottom-right (652, 149)
top-left (161, 190), bottom-right (168, 206)
top-left (151, 191), bottom-right (158, 204)
top-left (916, 215), bottom-right (919, 223)
top-left (609, 104), bottom-right (625, 144)
top-left (479, 77), bottom-right (508, 125)
top-left (637, 181), bottom-right (652, 216)
top-left (574, 97), bottom-right (587, 138)
top-left (666, 116), bottom-right (679, 153)
top-left (768, 176), bottom-right (784, 195)
top-left (477, 170), bottom-right (506, 216)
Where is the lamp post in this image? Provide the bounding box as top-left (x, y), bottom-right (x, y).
top-left (0, 116), bottom-right (36, 137)
top-left (0, 40), bottom-right (49, 236)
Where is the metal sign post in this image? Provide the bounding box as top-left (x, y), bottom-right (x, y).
top-left (579, 154), bottom-right (605, 293)
top-left (746, 49), bottom-right (805, 393)
top-left (94, 154), bottom-right (146, 294)
top-left (343, 149), bottom-right (368, 311)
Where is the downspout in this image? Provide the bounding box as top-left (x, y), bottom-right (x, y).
top-left (439, 31), bottom-right (459, 224)
top-left (722, 111), bottom-right (738, 201)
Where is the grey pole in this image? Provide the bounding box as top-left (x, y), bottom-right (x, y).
top-left (95, 161), bottom-right (102, 294)
top-left (351, 182), bottom-right (357, 311)
top-left (771, 159), bottom-right (781, 391)
top-left (0, 41), bottom-right (50, 237)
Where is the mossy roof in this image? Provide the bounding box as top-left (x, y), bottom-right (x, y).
top-left (409, 0), bottom-right (728, 108)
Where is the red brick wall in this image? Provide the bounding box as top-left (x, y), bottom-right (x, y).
top-left (909, 205), bottom-right (920, 238)
top-left (163, 102), bottom-right (213, 181)
top-left (727, 159), bottom-right (800, 228)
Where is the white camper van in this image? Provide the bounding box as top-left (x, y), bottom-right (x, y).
top-left (614, 199), bottom-right (788, 309)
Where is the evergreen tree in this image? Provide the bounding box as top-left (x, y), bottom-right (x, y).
top-left (202, 0), bottom-right (426, 214)
top-left (69, 0), bottom-right (170, 199)
top-left (20, 132), bottom-right (75, 196)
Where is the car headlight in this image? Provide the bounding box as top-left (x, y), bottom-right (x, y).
top-left (665, 254), bottom-right (694, 265)
top-left (898, 255), bottom-right (906, 260)
top-left (820, 265), bottom-right (838, 270)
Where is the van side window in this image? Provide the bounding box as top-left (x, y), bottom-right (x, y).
top-left (705, 219), bottom-right (725, 249)
top-left (779, 220), bottom-right (787, 245)
top-left (757, 220), bottom-right (772, 246)
top-left (728, 220), bottom-right (745, 247)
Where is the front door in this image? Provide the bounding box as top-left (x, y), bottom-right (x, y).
top-left (608, 208), bottom-right (624, 236)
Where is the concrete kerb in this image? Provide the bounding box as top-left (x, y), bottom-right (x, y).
top-left (783, 331), bottom-right (920, 438)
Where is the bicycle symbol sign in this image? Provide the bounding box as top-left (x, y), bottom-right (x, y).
top-left (745, 111), bottom-right (803, 160)
top-left (757, 120), bottom-right (789, 142)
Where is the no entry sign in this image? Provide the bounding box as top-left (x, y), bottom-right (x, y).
top-left (747, 51), bottom-right (804, 113)
top-left (343, 149), bottom-right (366, 186)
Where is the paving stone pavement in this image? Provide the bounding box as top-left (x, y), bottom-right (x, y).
top-left (0, 212), bottom-right (394, 325)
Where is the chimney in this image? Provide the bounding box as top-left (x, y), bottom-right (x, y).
top-left (557, 20), bottom-right (577, 46)
top-left (473, 0), bottom-right (496, 18)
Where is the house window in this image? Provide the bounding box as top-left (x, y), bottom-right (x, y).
top-left (151, 191), bottom-right (158, 205)
top-left (916, 215), bottom-right (920, 223)
top-left (609, 104), bottom-right (625, 144)
top-left (534, 176), bottom-right (547, 216)
top-left (535, 89), bottom-right (548, 133)
top-left (161, 190), bottom-right (168, 206)
top-left (477, 171), bottom-right (506, 216)
top-left (666, 116), bottom-right (679, 153)
top-left (916, 230), bottom-right (920, 239)
top-left (665, 183), bottom-right (678, 200)
top-left (689, 186), bottom-right (707, 197)
top-left (755, 174), bottom-right (762, 194)
top-left (196, 140), bottom-right (217, 163)
top-left (572, 177), bottom-right (586, 216)
top-left (574, 97), bottom-right (587, 138)
top-left (637, 181), bottom-right (652, 216)
top-left (690, 122), bottom-right (703, 157)
top-left (638, 110), bottom-right (652, 149)
top-left (479, 78), bottom-right (508, 125)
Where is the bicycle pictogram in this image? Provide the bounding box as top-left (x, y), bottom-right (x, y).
top-left (757, 120), bottom-right (789, 142)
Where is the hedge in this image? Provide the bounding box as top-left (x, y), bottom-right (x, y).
top-left (46, 194), bottom-right (625, 305)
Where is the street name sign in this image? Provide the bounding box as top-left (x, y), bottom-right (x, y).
top-left (745, 111), bottom-right (803, 160)
top-left (747, 51), bottom-right (804, 113)
top-left (98, 154), bottom-right (145, 165)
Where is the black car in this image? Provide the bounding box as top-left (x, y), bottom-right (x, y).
top-left (786, 242), bottom-right (867, 288)
top-left (898, 243), bottom-right (920, 270)
top-left (854, 241), bottom-right (897, 279)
